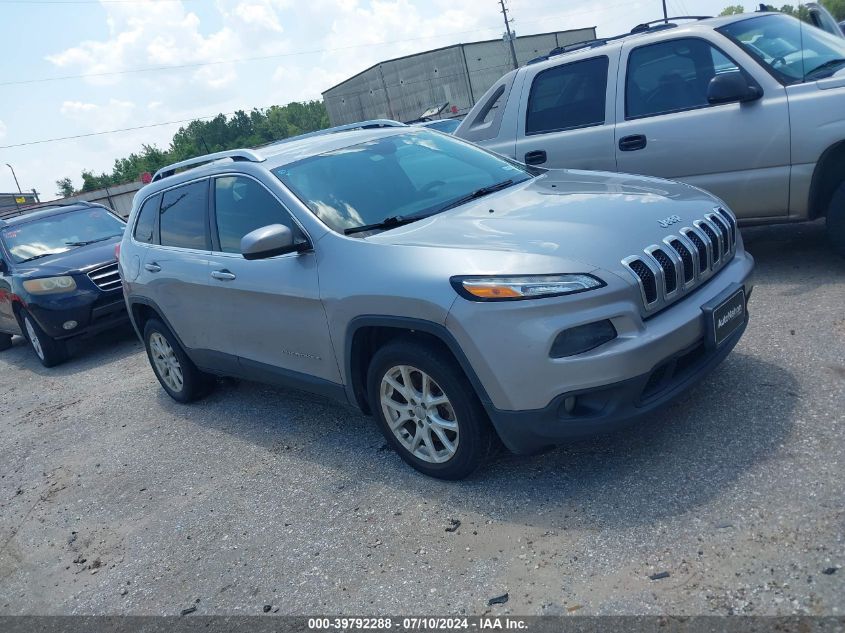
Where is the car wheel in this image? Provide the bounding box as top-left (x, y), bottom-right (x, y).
top-left (367, 339), bottom-right (497, 480)
top-left (143, 318), bottom-right (214, 403)
top-left (826, 180), bottom-right (845, 257)
top-left (20, 310), bottom-right (67, 367)
top-left (0, 332), bottom-right (12, 351)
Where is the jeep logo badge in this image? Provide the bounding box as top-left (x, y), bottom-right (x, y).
top-left (658, 214), bottom-right (682, 228)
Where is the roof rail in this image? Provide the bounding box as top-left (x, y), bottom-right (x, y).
top-left (261, 119), bottom-right (407, 148)
top-left (152, 149), bottom-right (265, 182)
top-left (630, 16), bottom-right (712, 32)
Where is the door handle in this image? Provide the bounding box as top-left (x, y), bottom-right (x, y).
top-left (524, 150), bottom-right (547, 165)
top-left (144, 262), bottom-right (161, 273)
top-left (619, 134), bottom-right (647, 151)
top-left (211, 270), bottom-right (237, 281)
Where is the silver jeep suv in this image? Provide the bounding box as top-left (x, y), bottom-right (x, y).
top-left (119, 126), bottom-right (754, 479)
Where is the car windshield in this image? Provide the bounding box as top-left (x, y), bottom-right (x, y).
top-left (719, 14), bottom-right (845, 83)
top-left (1, 207), bottom-right (125, 263)
top-left (272, 130), bottom-right (532, 234)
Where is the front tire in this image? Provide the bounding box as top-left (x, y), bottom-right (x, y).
top-left (826, 180), bottom-right (845, 257)
top-left (143, 318), bottom-right (213, 403)
top-left (0, 332), bottom-right (12, 351)
top-left (367, 339), bottom-right (497, 480)
top-left (20, 310), bottom-right (67, 367)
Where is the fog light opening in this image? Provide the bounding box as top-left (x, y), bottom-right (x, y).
top-left (563, 396), bottom-right (577, 414)
top-left (62, 320), bottom-right (78, 331)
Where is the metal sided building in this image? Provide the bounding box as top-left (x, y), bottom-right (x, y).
top-left (322, 27), bottom-right (596, 126)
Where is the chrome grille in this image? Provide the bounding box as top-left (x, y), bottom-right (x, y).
top-left (87, 262), bottom-right (121, 292)
top-left (622, 207), bottom-right (738, 314)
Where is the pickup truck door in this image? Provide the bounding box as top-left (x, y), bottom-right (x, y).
top-left (614, 34), bottom-right (791, 220)
top-left (512, 53), bottom-right (619, 172)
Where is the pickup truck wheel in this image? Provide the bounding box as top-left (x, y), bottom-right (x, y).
top-left (826, 180), bottom-right (845, 257)
top-left (0, 332), bottom-right (12, 351)
top-left (20, 310), bottom-right (68, 367)
top-left (367, 339), bottom-right (496, 480)
top-left (143, 318), bottom-right (214, 403)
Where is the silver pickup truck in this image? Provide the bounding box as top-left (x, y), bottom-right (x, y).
top-left (455, 12), bottom-right (845, 255)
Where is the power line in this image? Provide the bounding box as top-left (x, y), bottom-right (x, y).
top-left (0, 109), bottom-right (260, 150)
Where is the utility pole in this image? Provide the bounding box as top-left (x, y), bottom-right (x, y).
top-left (499, 0), bottom-right (519, 70)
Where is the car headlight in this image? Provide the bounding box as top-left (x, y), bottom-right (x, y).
top-left (22, 276), bottom-right (77, 295)
top-left (451, 274), bottom-right (604, 301)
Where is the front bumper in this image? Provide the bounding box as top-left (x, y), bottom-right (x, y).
top-left (486, 313), bottom-right (747, 454)
top-left (26, 290), bottom-right (128, 340)
top-left (445, 250), bottom-right (754, 453)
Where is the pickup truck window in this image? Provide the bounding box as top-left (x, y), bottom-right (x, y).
top-left (626, 38), bottom-right (740, 119)
top-left (526, 56), bottom-right (609, 135)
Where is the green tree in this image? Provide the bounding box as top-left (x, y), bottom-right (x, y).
top-left (720, 5), bottom-right (746, 15)
top-left (55, 177), bottom-right (75, 198)
top-left (722, 0), bottom-right (843, 19)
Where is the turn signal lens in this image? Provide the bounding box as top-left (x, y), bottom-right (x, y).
top-left (22, 276), bottom-right (77, 295)
top-left (453, 274), bottom-right (604, 301)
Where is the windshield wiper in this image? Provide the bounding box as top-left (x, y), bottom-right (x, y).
top-left (65, 234), bottom-right (122, 247)
top-left (344, 215), bottom-right (423, 235)
top-left (343, 179), bottom-right (518, 236)
top-left (427, 179), bottom-right (516, 215)
top-left (18, 252), bottom-right (62, 263)
top-left (804, 58), bottom-right (845, 80)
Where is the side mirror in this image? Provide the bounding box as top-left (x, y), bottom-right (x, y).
top-left (707, 72), bottom-right (763, 105)
top-left (241, 224), bottom-right (304, 260)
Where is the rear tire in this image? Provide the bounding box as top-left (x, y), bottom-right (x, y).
top-left (20, 310), bottom-right (67, 367)
top-left (826, 180), bottom-right (845, 257)
top-left (143, 318), bottom-right (214, 403)
top-left (0, 332), bottom-right (12, 351)
top-left (367, 339), bottom-right (497, 480)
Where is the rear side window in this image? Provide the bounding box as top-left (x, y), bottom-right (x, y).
top-left (159, 181), bottom-right (208, 250)
top-left (626, 38), bottom-right (740, 119)
top-left (214, 176), bottom-right (295, 254)
top-left (526, 56), bottom-right (609, 135)
top-left (133, 194), bottom-right (160, 244)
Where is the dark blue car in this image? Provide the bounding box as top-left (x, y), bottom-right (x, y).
top-left (0, 202), bottom-right (128, 366)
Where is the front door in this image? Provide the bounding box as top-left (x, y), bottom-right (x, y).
top-left (615, 35), bottom-right (792, 220)
top-left (205, 174), bottom-right (339, 385)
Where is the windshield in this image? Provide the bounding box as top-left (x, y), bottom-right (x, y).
top-left (719, 14), bottom-right (845, 83)
top-left (272, 130), bottom-right (532, 234)
top-left (1, 207), bottom-right (125, 263)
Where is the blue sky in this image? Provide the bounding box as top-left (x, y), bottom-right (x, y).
top-left (0, 0), bottom-right (730, 199)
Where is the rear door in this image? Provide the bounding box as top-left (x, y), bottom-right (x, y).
top-left (513, 54), bottom-right (618, 171)
top-left (134, 179), bottom-right (214, 352)
top-left (205, 174), bottom-right (339, 384)
top-left (615, 35), bottom-right (791, 219)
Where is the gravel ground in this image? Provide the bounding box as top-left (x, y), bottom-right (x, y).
top-left (0, 221), bottom-right (843, 616)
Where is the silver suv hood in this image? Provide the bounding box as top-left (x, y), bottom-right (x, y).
top-left (368, 170), bottom-right (727, 268)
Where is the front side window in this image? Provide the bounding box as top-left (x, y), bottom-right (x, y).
top-left (526, 56), bottom-right (609, 135)
top-left (0, 207), bottom-right (125, 264)
top-left (214, 176), bottom-right (294, 254)
top-left (719, 13), bottom-right (845, 84)
top-left (159, 181), bottom-right (208, 250)
top-left (273, 130), bottom-right (531, 235)
top-left (626, 38), bottom-right (742, 119)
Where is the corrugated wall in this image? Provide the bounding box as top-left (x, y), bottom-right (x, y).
top-left (323, 28), bottom-right (596, 125)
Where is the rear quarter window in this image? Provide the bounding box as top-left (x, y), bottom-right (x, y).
top-left (133, 194), bottom-right (160, 244)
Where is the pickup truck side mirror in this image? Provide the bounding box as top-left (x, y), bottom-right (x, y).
top-left (707, 72), bottom-right (763, 105)
top-left (241, 224), bottom-right (305, 260)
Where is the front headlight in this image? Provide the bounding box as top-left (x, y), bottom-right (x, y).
top-left (22, 276), bottom-right (77, 295)
top-left (451, 274), bottom-right (604, 301)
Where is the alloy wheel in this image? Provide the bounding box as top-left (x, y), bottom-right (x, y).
top-left (149, 332), bottom-right (184, 393)
top-left (24, 317), bottom-right (44, 361)
top-left (380, 365), bottom-right (459, 463)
